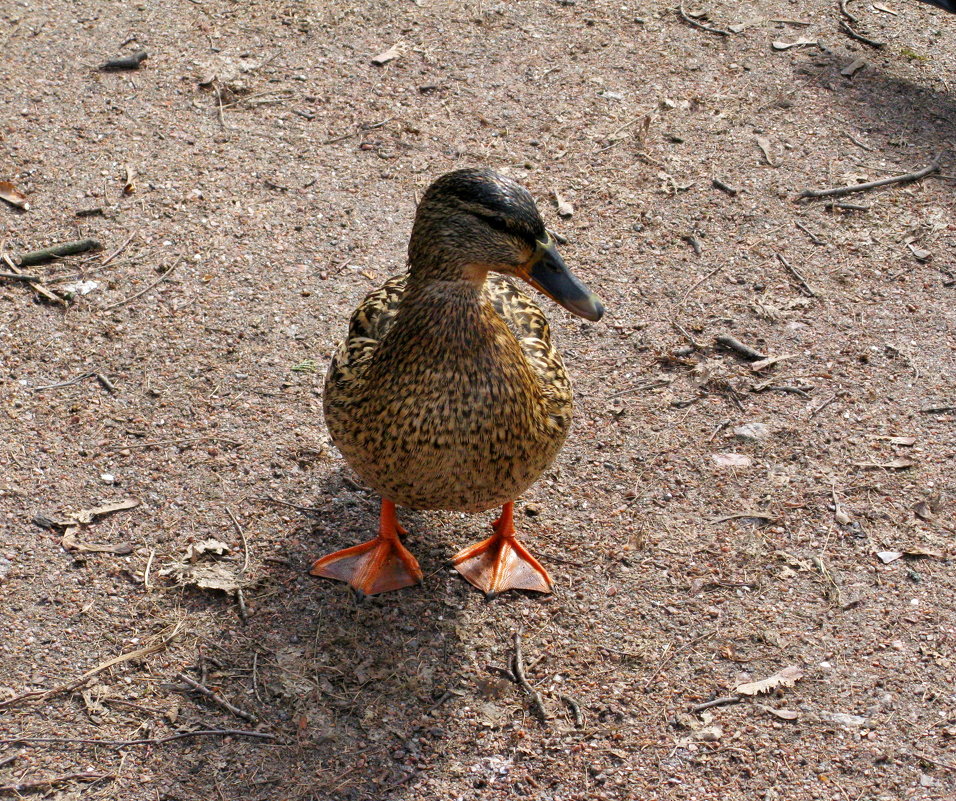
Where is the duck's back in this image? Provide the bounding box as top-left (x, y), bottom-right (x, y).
top-left (323, 274), bottom-right (572, 512)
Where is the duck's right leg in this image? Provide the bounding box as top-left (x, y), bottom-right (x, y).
top-left (310, 499), bottom-right (422, 597)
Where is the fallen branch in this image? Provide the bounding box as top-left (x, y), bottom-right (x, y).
top-left (512, 629), bottom-right (549, 721)
top-left (16, 239), bottom-right (101, 267)
top-left (559, 694), bottom-right (584, 727)
top-left (176, 672), bottom-right (256, 723)
top-left (798, 158), bottom-right (940, 200)
top-left (0, 621), bottom-right (183, 709)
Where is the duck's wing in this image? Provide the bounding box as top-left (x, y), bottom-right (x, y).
top-left (327, 273), bottom-right (407, 386)
top-left (485, 274), bottom-right (572, 399)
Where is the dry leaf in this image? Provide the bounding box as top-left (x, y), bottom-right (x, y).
top-left (853, 459), bottom-right (914, 470)
top-left (903, 546), bottom-right (945, 560)
top-left (907, 244), bottom-right (931, 262)
top-left (712, 453), bottom-right (753, 469)
top-left (876, 551), bottom-right (902, 564)
top-left (734, 666), bottom-right (803, 696)
top-left (881, 435), bottom-right (916, 446)
top-left (553, 191), bottom-right (574, 218)
top-left (70, 499), bottom-right (140, 525)
top-left (755, 136), bottom-right (775, 167)
top-left (0, 180), bottom-right (29, 210)
top-left (371, 42), bottom-right (403, 66)
top-left (186, 538), bottom-right (231, 561)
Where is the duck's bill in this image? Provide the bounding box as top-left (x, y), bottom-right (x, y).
top-left (522, 238), bottom-right (604, 322)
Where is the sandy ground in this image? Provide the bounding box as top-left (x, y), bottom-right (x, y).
top-left (1, 1), bottom-right (955, 799)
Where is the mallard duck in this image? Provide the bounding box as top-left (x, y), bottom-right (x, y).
top-left (311, 168), bottom-right (603, 598)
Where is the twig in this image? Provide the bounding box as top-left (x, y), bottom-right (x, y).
top-left (643, 630), bottom-right (715, 690)
top-left (100, 232), bottom-right (138, 266)
top-left (143, 548), bottom-right (156, 589)
top-left (712, 178), bottom-right (738, 196)
top-left (681, 264), bottom-right (723, 305)
top-left (709, 512), bottom-right (776, 525)
top-left (0, 621), bottom-right (183, 709)
top-left (809, 394), bottom-right (839, 418)
top-left (101, 262), bottom-right (178, 311)
top-left (236, 588), bottom-right (249, 622)
top-left (691, 695), bottom-right (742, 713)
top-left (512, 629), bottom-right (549, 721)
top-left (838, 0), bottom-right (858, 24)
top-left (175, 672), bottom-right (257, 723)
top-left (838, 19), bottom-right (884, 48)
top-left (0, 730), bottom-right (277, 749)
top-left (16, 239), bottom-right (101, 267)
top-left (920, 404), bottom-right (956, 414)
top-left (777, 253), bottom-right (817, 297)
top-left (2, 252), bottom-right (67, 306)
top-left (96, 373), bottom-right (117, 393)
top-left (108, 435), bottom-right (241, 451)
top-left (753, 384), bottom-right (811, 397)
top-left (677, 1), bottom-right (730, 35)
top-left (826, 201), bottom-right (870, 212)
top-left (0, 271), bottom-right (41, 282)
top-left (912, 752), bottom-right (956, 772)
top-left (672, 321), bottom-right (703, 349)
top-left (0, 772), bottom-right (113, 793)
top-left (794, 220), bottom-right (825, 245)
top-left (0, 755), bottom-right (17, 769)
top-left (100, 51), bottom-right (147, 71)
top-left (225, 507), bottom-right (250, 574)
top-left (607, 379), bottom-right (672, 399)
top-left (798, 158), bottom-right (940, 200)
top-left (247, 495), bottom-right (324, 513)
top-left (33, 372), bottom-right (96, 392)
top-left (716, 334), bottom-right (766, 362)
top-left (559, 694), bottom-right (584, 727)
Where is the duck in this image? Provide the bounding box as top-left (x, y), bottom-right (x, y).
top-left (311, 168), bottom-right (604, 599)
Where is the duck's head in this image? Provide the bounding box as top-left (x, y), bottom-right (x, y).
top-left (408, 168), bottom-right (604, 322)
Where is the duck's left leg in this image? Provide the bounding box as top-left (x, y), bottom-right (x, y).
top-left (451, 501), bottom-right (553, 599)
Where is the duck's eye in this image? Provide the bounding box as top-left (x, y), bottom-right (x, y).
top-left (472, 211), bottom-right (537, 247)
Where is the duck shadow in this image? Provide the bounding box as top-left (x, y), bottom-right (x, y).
top-left (154, 473), bottom-right (477, 801)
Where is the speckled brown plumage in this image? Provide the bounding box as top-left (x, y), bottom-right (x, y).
top-left (325, 269), bottom-right (571, 512)
top-left (322, 168), bottom-right (590, 517)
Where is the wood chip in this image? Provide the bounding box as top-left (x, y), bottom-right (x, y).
top-left (755, 136), bottom-right (775, 166)
top-left (841, 58), bottom-right (867, 78)
top-left (553, 190), bottom-right (574, 218)
top-left (876, 551), bottom-right (902, 564)
top-left (371, 42), bottom-right (403, 66)
top-left (772, 38), bottom-right (818, 51)
top-left (0, 180), bottom-right (29, 210)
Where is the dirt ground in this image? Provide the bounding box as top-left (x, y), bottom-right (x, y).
top-left (1, 1), bottom-right (955, 799)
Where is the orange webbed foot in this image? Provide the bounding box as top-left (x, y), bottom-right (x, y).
top-left (310, 499), bottom-right (422, 596)
top-left (451, 502), bottom-right (552, 599)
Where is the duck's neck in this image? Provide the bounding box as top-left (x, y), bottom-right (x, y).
top-left (396, 271), bottom-right (497, 349)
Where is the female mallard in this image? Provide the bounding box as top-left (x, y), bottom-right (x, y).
top-left (312, 168), bottom-right (603, 598)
